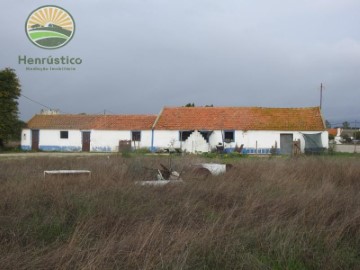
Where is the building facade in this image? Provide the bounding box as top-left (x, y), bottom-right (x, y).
top-left (21, 106), bottom-right (328, 154)
top-left (151, 107), bottom-right (328, 154)
top-left (21, 114), bottom-right (156, 152)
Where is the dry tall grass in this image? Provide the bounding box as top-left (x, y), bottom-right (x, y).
top-left (0, 155), bottom-right (360, 269)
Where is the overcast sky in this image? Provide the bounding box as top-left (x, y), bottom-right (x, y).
top-left (1, 0), bottom-right (359, 126)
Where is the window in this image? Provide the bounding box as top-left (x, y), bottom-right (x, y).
top-left (199, 131), bottom-right (212, 143)
top-left (60, 131), bottom-right (69, 139)
top-left (179, 131), bottom-right (194, 141)
top-left (132, 131), bottom-right (141, 141)
top-left (224, 130), bottom-right (234, 143)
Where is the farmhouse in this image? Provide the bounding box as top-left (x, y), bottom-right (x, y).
top-left (21, 114), bottom-right (156, 152)
top-left (151, 106), bottom-right (328, 154)
top-left (21, 106), bottom-right (328, 154)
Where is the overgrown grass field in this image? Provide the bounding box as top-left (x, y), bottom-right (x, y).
top-left (0, 154), bottom-right (360, 269)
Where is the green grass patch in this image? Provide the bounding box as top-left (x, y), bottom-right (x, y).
top-left (29, 31), bottom-right (68, 40)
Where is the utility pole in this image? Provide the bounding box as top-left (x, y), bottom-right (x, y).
top-left (320, 83), bottom-right (323, 109)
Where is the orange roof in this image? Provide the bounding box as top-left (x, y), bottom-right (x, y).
top-left (327, 128), bottom-right (337, 136)
top-left (153, 107), bottom-right (325, 131)
top-left (27, 114), bottom-right (157, 130)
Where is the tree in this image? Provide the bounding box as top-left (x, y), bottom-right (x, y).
top-left (11, 119), bottom-right (26, 141)
top-left (342, 121), bottom-right (350, 129)
top-left (0, 68), bottom-right (21, 148)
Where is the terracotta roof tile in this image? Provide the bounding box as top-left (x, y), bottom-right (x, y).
top-left (154, 107), bottom-right (325, 131)
top-left (27, 114), bottom-right (157, 130)
top-left (26, 107), bottom-right (325, 131)
top-left (327, 128), bottom-right (337, 136)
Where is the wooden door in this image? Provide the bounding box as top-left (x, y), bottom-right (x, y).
top-left (82, 132), bottom-right (91, 152)
top-left (31, 130), bottom-right (39, 151)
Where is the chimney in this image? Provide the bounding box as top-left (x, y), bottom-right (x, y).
top-left (40, 109), bottom-right (60, 115)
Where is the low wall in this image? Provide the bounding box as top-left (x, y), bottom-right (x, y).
top-left (333, 144), bottom-right (360, 153)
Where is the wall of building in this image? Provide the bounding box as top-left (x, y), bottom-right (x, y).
top-left (21, 129), bottom-right (154, 152)
top-left (90, 130), bottom-right (129, 152)
top-left (152, 130), bottom-right (180, 149)
top-left (152, 130), bottom-right (328, 154)
top-left (21, 128), bottom-right (328, 154)
top-left (152, 130), bottom-right (237, 153)
top-left (21, 129), bottom-right (82, 151)
top-left (235, 130), bottom-right (328, 154)
top-left (91, 130), bottom-right (152, 151)
top-left (21, 129), bottom-right (32, 150)
top-left (208, 131), bottom-right (236, 151)
top-left (38, 129), bottom-right (82, 151)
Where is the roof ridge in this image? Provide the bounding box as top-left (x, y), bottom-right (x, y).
top-left (32, 114), bottom-right (157, 117)
top-left (162, 106), bottom-right (321, 110)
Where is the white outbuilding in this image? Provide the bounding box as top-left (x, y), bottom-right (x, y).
top-left (21, 114), bottom-right (156, 152)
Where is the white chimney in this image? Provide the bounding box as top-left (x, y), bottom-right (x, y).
top-left (40, 109), bottom-right (60, 115)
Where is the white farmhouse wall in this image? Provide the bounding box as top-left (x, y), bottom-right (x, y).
top-left (153, 130), bottom-right (235, 152)
top-left (153, 129), bottom-right (327, 154)
top-left (21, 129), bottom-right (32, 150)
top-left (153, 130), bottom-right (180, 149)
top-left (208, 131), bottom-right (236, 151)
top-left (235, 130), bottom-right (328, 153)
top-left (90, 130), bottom-right (153, 152)
top-left (236, 131), bottom-right (280, 150)
top-left (321, 131), bottom-right (329, 149)
top-left (21, 129), bottom-right (154, 152)
top-left (39, 129), bottom-right (82, 151)
top-left (139, 130), bottom-right (153, 148)
top-left (208, 130), bottom-right (223, 147)
top-left (21, 127), bottom-right (328, 154)
top-left (90, 130), bottom-right (130, 152)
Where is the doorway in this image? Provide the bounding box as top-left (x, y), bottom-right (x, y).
top-left (31, 130), bottom-right (39, 151)
top-left (280, 134), bottom-right (293, 155)
top-left (82, 131), bottom-right (91, 152)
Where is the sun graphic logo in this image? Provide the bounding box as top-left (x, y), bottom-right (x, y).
top-left (25, 5), bottom-right (75, 49)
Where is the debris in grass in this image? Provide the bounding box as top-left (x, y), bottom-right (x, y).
top-left (136, 163), bottom-right (183, 186)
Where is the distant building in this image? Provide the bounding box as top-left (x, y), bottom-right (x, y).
top-left (31, 24), bottom-right (42, 29)
top-left (328, 128), bottom-right (342, 144)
